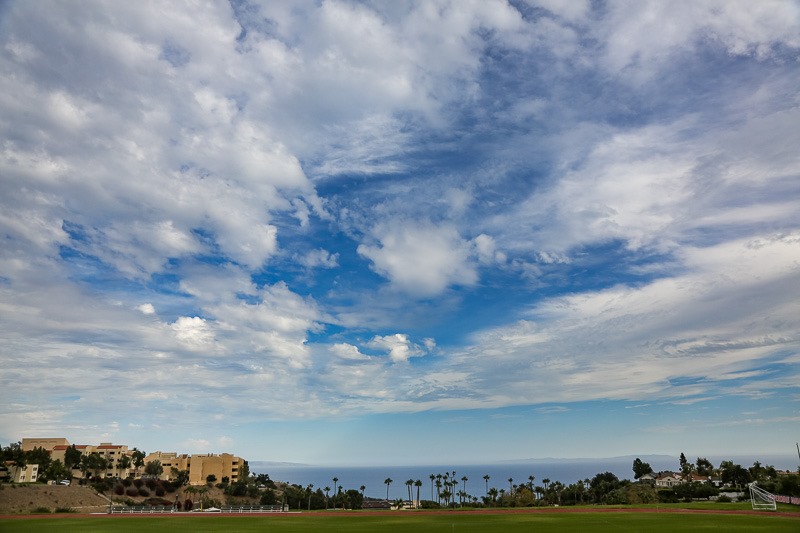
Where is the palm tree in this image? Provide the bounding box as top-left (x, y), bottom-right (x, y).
top-left (528, 475), bottom-right (535, 492)
top-left (508, 477), bottom-right (514, 496)
top-left (483, 474), bottom-right (490, 495)
top-left (488, 487), bottom-right (498, 506)
top-left (384, 478), bottom-right (393, 501)
top-left (441, 488), bottom-right (452, 507)
top-left (414, 479), bottom-right (422, 508)
top-left (435, 478), bottom-right (442, 504)
top-left (324, 486), bottom-right (330, 509)
top-left (307, 484), bottom-right (314, 510)
top-left (332, 477), bottom-right (339, 509)
top-left (360, 485), bottom-right (366, 499)
top-left (542, 478), bottom-right (550, 491)
top-left (406, 479), bottom-right (414, 503)
top-left (429, 474), bottom-right (435, 501)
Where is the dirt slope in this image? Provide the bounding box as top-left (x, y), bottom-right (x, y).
top-left (0, 484), bottom-right (109, 514)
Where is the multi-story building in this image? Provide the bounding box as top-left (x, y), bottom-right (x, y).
top-left (3, 463), bottom-right (39, 483)
top-left (20, 438), bottom-right (70, 452)
top-left (144, 451), bottom-right (245, 485)
top-left (18, 438), bottom-right (246, 484)
top-left (21, 438), bottom-right (135, 478)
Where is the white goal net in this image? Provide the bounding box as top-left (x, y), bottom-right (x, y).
top-left (749, 482), bottom-right (776, 511)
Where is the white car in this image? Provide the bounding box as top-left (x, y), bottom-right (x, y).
top-left (59, 480), bottom-right (71, 486)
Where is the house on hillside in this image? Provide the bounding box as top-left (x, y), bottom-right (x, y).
top-left (654, 472), bottom-right (683, 487)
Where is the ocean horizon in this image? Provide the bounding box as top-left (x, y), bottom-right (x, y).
top-left (250, 454), bottom-right (797, 500)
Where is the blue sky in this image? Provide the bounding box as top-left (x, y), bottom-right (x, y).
top-left (1, 0), bottom-right (799, 467)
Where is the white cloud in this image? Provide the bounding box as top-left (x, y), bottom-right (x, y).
top-left (298, 249), bottom-right (339, 269)
top-left (171, 317), bottom-right (215, 350)
top-left (357, 222), bottom-right (478, 296)
top-left (330, 343), bottom-right (370, 361)
top-left (597, 0), bottom-right (800, 79)
top-left (448, 232), bottom-right (800, 405)
top-left (137, 303), bottom-right (156, 315)
top-left (367, 333), bottom-right (426, 363)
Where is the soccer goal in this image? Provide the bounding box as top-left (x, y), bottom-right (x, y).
top-left (749, 482), bottom-right (776, 511)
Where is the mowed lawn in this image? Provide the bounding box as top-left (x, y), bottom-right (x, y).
top-left (5, 511), bottom-right (799, 533)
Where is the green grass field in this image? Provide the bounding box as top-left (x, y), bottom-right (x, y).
top-left (5, 511), bottom-right (799, 533)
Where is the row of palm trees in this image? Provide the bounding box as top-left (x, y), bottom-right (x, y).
top-left (376, 472), bottom-right (559, 507)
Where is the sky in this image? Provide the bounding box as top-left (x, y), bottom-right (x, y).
top-left (1, 0), bottom-right (799, 468)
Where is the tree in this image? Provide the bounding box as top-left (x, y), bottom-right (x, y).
top-left (117, 454), bottom-right (131, 475)
top-left (384, 477), bottom-right (393, 501)
top-left (414, 479), bottom-right (422, 508)
top-left (239, 460), bottom-right (249, 481)
top-left (430, 474), bottom-right (435, 500)
top-left (323, 486), bottom-right (330, 509)
top-left (206, 474), bottom-right (217, 485)
top-left (679, 453), bottom-right (688, 472)
top-left (25, 447), bottom-right (52, 478)
top-left (483, 474), bottom-right (490, 495)
top-left (696, 457), bottom-right (714, 477)
top-left (64, 445), bottom-right (82, 471)
top-left (170, 467), bottom-right (189, 486)
top-left (44, 460), bottom-right (70, 482)
top-left (144, 460), bottom-right (163, 478)
top-left (632, 457), bottom-right (653, 479)
top-left (406, 479), bottom-right (414, 503)
top-left (81, 453), bottom-right (108, 479)
top-left (1, 442), bottom-right (26, 468)
top-left (131, 448), bottom-right (145, 475)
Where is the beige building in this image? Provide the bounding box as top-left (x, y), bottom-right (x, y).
top-left (19, 438), bottom-right (246, 484)
top-left (144, 451), bottom-right (245, 485)
top-left (21, 438), bottom-right (135, 478)
top-left (3, 462), bottom-right (39, 483)
top-left (21, 438), bottom-right (70, 452)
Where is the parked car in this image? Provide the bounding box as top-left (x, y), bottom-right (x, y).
top-left (59, 479), bottom-right (71, 486)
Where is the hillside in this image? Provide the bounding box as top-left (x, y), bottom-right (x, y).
top-left (0, 484), bottom-right (110, 514)
top-left (0, 483), bottom-right (250, 514)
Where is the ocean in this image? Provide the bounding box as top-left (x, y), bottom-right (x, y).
top-left (250, 453), bottom-right (797, 500)
top-left (250, 457), bottom-right (673, 500)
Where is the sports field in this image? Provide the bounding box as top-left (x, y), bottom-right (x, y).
top-left (5, 509), bottom-right (799, 532)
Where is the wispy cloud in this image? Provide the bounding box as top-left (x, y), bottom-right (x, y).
top-left (1, 0), bottom-right (798, 460)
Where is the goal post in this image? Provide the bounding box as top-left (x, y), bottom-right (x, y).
top-left (749, 482), bottom-right (776, 511)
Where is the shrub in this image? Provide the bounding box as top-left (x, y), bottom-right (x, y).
top-left (138, 488), bottom-right (150, 497)
top-left (122, 478), bottom-right (132, 487)
top-left (133, 479), bottom-right (143, 488)
top-left (54, 507), bottom-right (75, 513)
top-left (126, 488), bottom-right (139, 497)
top-left (114, 485), bottom-right (124, 495)
top-left (145, 479), bottom-right (157, 490)
top-left (260, 490), bottom-right (277, 505)
top-left (155, 487), bottom-right (165, 497)
top-left (419, 500), bottom-right (441, 509)
top-left (184, 499), bottom-right (193, 511)
top-left (717, 495), bottom-right (732, 503)
top-left (32, 506), bottom-right (51, 514)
